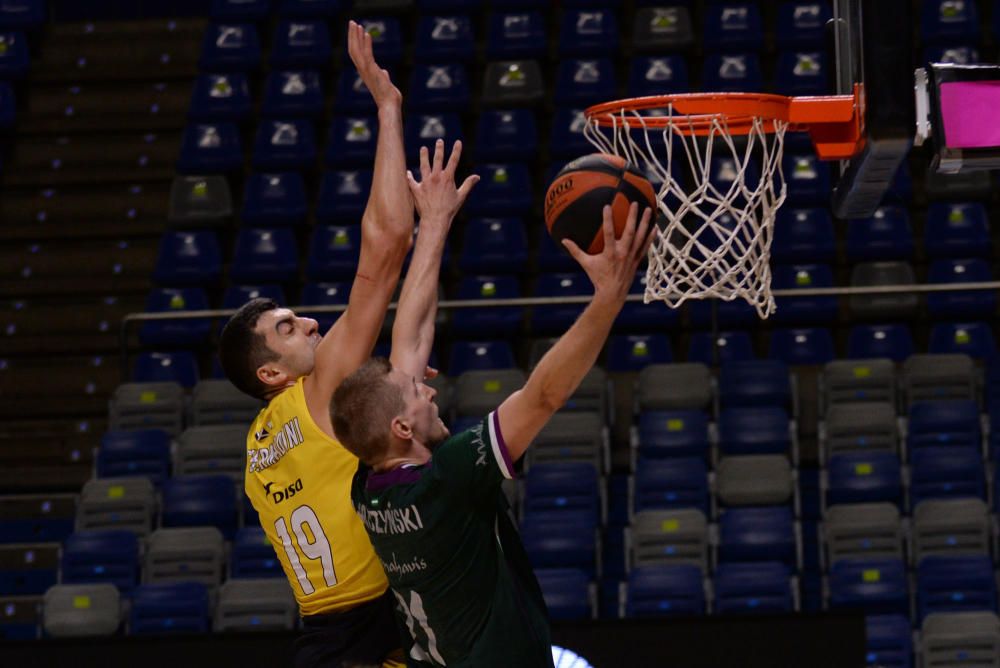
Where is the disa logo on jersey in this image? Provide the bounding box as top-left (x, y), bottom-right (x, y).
top-left (263, 478), bottom-right (303, 504)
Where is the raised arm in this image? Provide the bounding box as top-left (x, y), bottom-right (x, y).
top-left (497, 203), bottom-right (655, 462)
top-left (390, 139), bottom-right (478, 379)
top-left (306, 21), bottom-right (414, 412)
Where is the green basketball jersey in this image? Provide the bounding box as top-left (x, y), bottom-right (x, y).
top-left (351, 411), bottom-right (554, 668)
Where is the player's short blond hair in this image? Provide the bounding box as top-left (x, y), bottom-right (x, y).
top-left (331, 357), bottom-right (405, 465)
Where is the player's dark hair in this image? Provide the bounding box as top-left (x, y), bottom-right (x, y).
top-left (331, 357), bottom-right (405, 465)
top-left (219, 297), bottom-right (281, 400)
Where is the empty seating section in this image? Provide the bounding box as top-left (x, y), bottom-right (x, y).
top-left (1, 1), bottom-right (998, 656)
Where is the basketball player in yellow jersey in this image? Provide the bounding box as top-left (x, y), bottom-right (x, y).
top-left (219, 21), bottom-right (420, 668)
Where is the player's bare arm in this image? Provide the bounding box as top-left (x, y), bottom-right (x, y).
top-left (390, 139), bottom-right (478, 380)
top-left (305, 20), bottom-right (414, 426)
top-left (497, 203), bottom-right (655, 461)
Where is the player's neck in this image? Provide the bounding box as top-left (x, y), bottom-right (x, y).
top-left (372, 440), bottom-right (432, 473)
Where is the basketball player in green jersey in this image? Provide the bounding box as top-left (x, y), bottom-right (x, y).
top-left (331, 189), bottom-right (655, 667)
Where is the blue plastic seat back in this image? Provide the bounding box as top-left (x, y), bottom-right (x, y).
top-left (908, 400), bottom-right (982, 450)
top-left (617, 273), bottom-right (682, 333)
top-left (634, 456), bottom-right (709, 516)
top-left (910, 446), bottom-right (985, 507)
top-left (718, 360), bottom-right (792, 410)
top-left (139, 287), bottom-right (212, 347)
top-left (775, 51), bottom-right (829, 96)
top-left (847, 324), bottom-right (914, 363)
top-left (276, 0), bottom-right (341, 19)
top-left (713, 561), bottom-right (794, 615)
top-left (306, 225), bottom-right (360, 281)
top-left (459, 217), bottom-right (528, 273)
top-left (768, 327), bottom-right (836, 366)
top-left (315, 170), bottom-right (372, 223)
top-left (176, 122), bottom-right (243, 174)
top-left (520, 511), bottom-right (598, 576)
top-left (414, 14), bottom-right (475, 63)
top-left (324, 115), bottom-right (377, 168)
top-left (133, 351), bottom-right (200, 388)
top-left (232, 526), bottom-right (284, 578)
top-left (447, 340), bottom-right (516, 375)
top-left (772, 207), bottom-right (835, 263)
top-left (97, 429), bottom-right (172, 487)
top-left (718, 407), bottom-right (791, 456)
top-left (465, 162), bottom-right (532, 216)
top-left (846, 207), bottom-right (914, 262)
top-left (865, 614), bottom-right (913, 668)
top-left (252, 119), bottom-right (317, 171)
top-left (554, 58), bottom-right (616, 105)
top-left (929, 322), bottom-right (997, 360)
top-left (775, 3), bottom-right (833, 48)
top-left (607, 334), bottom-right (672, 372)
top-left (925, 202), bottom-right (991, 259)
top-left (548, 106), bottom-right (594, 159)
top-left (199, 23), bottom-right (261, 72)
top-left (408, 64), bottom-right (471, 112)
top-left (230, 227), bottom-right (300, 284)
top-left (920, 0), bottom-right (981, 45)
top-left (637, 410), bottom-right (710, 460)
top-left (703, 2), bottom-right (763, 51)
top-left (687, 299), bottom-right (757, 330)
top-left (687, 331), bottom-right (755, 366)
top-left (474, 110), bottom-right (538, 162)
top-left (261, 70), bottom-right (324, 119)
top-left (62, 530), bottom-right (140, 594)
top-left (559, 9), bottom-right (618, 57)
top-left (702, 53), bottom-right (763, 92)
top-left (926, 259), bottom-right (996, 320)
top-left (783, 153), bottom-right (832, 204)
top-left (626, 564), bottom-right (705, 617)
top-left (161, 475), bottom-right (238, 538)
top-left (210, 0), bottom-right (270, 21)
top-left (535, 568), bottom-right (592, 621)
top-left (917, 554), bottom-right (998, 622)
top-left (189, 73), bottom-right (252, 122)
top-left (404, 112), bottom-right (464, 163)
top-left (271, 20), bottom-right (332, 67)
top-left (830, 558), bottom-right (910, 615)
top-left (772, 264), bottom-right (838, 326)
top-left (628, 55), bottom-right (689, 96)
top-left (451, 275), bottom-right (522, 338)
top-left (486, 10), bottom-right (546, 59)
top-left (130, 582), bottom-right (211, 635)
top-left (530, 273), bottom-right (590, 335)
top-left (826, 452), bottom-right (903, 508)
top-left (523, 463), bottom-right (601, 519)
top-left (718, 506), bottom-right (796, 566)
top-left (222, 284), bottom-right (286, 309)
top-left (242, 172), bottom-right (308, 227)
top-left (297, 281), bottom-right (348, 332)
top-left (0, 0), bottom-right (45, 29)
top-left (153, 230), bottom-right (223, 287)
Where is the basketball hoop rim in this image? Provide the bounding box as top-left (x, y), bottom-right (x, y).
top-left (584, 87), bottom-right (865, 160)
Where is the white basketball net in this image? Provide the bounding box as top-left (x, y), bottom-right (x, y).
top-left (584, 106), bottom-right (789, 319)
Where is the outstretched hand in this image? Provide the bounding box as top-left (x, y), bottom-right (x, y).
top-left (406, 139), bottom-right (479, 233)
top-left (346, 20), bottom-right (401, 108)
top-left (562, 203), bottom-right (655, 302)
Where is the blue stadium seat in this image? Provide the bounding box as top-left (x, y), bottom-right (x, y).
top-left (333, 67), bottom-right (385, 113)
top-left (702, 53), bottom-right (763, 92)
top-left (0, 0), bottom-right (45, 29)
top-left (925, 202), bottom-right (991, 259)
top-left (222, 284), bottom-right (286, 310)
top-left (618, 273), bottom-right (682, 333)
top-left (325, 115), bottom-right (377, 167)
top-left (628, 55), bottom-right (689, 96)
top-left (929, 322), bottom-right (997, 360)
top-left (707, 157), bottom-right (761, 198)
top-left (607, 334), bottom-right (672, 372)
top-left (847, 324), bottom-right (914, 363)
top-left (718, 360), bottom-right (792, 411)
top-left (826, 452), bottom-right (903, 508)
top-left (775, 2), bottom-right (833, 49)
top-left (548, 107), bottom-right (593, 159)
top-left (536, 569), bottom-right (593, 621)
top-left (554, 58), bottom-right (616, 105)
top-left (625, 565), bottom-right (706, 618)
top-left (909, 446), bottom-right (984, 507)
top-left (241, 172), bottom-right (308, 227)
top-left (536, 228), bottom-right (579, 273)
top-left (341, 18), bottom-right (403, 65)
top-left (315, 170), bottom-right (372, 223)
top-left (0, 545), bottom-right (56, 595)
top-left (176, 123), bottom-right (243, 174)
top-left (153, 230), bottom-right (222, 286)
top-left (133, 352), bottom-right (199, 388)
top-left (529, 273), bottom-right (589, 335)
top-left (772, 264), bottom-right (838, 326)
top-left (775, 51), bottom-right (829, 96)
top-left (229, 228), bottom-right (300, 284)
top-left (713, 562), bottom-right (794, 615)
top-left (451, 275), bottom-right (522, 338)
top-left (252, 119), bottom-right (317, 171)
top-left (298, 281), bottom-right (347, 332)
top-left (306, 225), bottom-right (360, 281)
top-left (633, 457), bottom-right (709, 516)
top-left (559, 9), bottom-right (618, 57)
top-left (718, 507), bottom-right (797, 567)
top-left (718, 407), bottom-right (791, 457)
top-left (413, 15), bottom-right (474, 63)
top-left (829, 558), bottom-right (909, 615)
top-left (408, 64), bottom-right (470, 112)
top-left (687, 299), bottom-right (756, 330)
top-left (846, 207), bottom-right (914, 262)
top-left (210, 0), bottom-right (270, 21)
top-left (523, 463), bottom-right (601, 524)
top-left (0, 81), bottom-right (13, 130)
top-left (199, 24), bottom-right (261, 72)
top-left (486, 10), bottom-right (546, 59)
top-left (926, 259), bottom-right (996, 320)
top-left (768, 328), bottom-right (836, 366)
top-left (448, 341), bottom-right (515, 375)
top-left (138, 287), bottom-right (212, 347)
top-left (270, 20), bottom-right (332, 68)
top-left (96, 429), bottom-right (172, 487)
top-left (783, 153), bottom-right (832, 205)
top-left (188, 73), bottom-right (252, 122)
top-left (62, 530), bottom-right (140, 595)
top-left (231, 527), bottom-right (283, 578)
top-left (908, 400), bottom-right (981, 452)
top-left (688, 331), bottom-right (755, 366)
top-left (0, 31), bottom-right (25, 79)
top-left (130, 582), bottom-right (211, 635)
top-left (404, 113), bottom-right (464, 163)
top-left (465, 163), bottom-right (531, 217)
top-left (161, 475), bottom-right (238, 538)
top-left (521, 511), bottom-right (598, 577)
top-left (920, 0), bottom-right (980, 45)
top-left (459, 217), bottom-right (528, 273)
top-left (474, 110), bottom-right (537, 162)
top-left (865, 614), bottom-right (913, 668)
top-left (276, 0), bottom-right (341, 18)
top-left (917, 554), bottom-right (997, 623)
top-left (771, 207), bottom-right (836, 264)
top-left (636, 410), bottom-right (710, 461)
top-left (260, 70), bottom-right (324, 119)
top-left (703, 2), bottom-right (763, 51)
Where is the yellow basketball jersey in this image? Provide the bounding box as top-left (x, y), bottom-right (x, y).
top-left (244, 377), bottom-right (389, 617)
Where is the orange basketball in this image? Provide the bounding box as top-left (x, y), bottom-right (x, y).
top-left (544, 153), bottom-right (657, 254)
